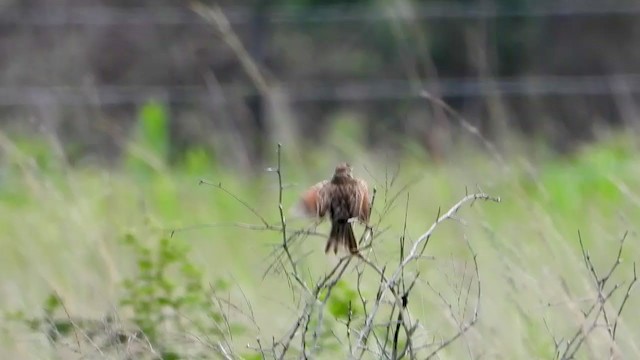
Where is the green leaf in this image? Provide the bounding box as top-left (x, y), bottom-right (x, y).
top-left (138, 100), bottom-right (169, 161)
top-left (43, 293), bottom-right (62, 316)
top-left (241, 352), bottom-right (264, 360)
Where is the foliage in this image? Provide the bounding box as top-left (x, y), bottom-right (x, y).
top-left (0, 135), bottom-right (638, 358)
top-left (125, 100), bottom-right (170, 174)
top-left (2, 231), bottom-right (238, 358)
top-left (119, 233), bottom-right (233, 351)
top-left (325, 280), bottom-right (361, 321)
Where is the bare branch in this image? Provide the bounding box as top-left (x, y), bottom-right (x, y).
top-left (199, 179), bottom-right (271, 228)
top-left (354, 192), bottom-right (498, 357)
top-left (554, 231), bottom-right (636, 360)
top-left (425, 240), bottom-right (481, 359)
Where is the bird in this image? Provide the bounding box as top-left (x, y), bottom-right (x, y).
top-left (297, 163), bottom-right (370, 255)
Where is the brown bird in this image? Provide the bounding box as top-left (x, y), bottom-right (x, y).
top-left (298, 163), bottom-right (370, 255)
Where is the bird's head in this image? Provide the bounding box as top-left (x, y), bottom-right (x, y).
top-left (333, 162), bottom-right (353, 179)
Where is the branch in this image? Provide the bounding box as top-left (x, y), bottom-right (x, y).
top-left (354, 192), bottom-right (498, 356)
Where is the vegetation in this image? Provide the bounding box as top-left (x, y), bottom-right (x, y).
top-left (0, 103), bottom-right (638, 358)
top-left (5, 0), bottom-right (638, 164)
top-left (3, 1), bottom-right (640, 358)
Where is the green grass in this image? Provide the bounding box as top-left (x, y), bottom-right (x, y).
top-left (1, 131), bottom-right (639, 359)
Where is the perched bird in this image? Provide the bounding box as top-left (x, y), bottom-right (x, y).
top-left (298, 163), bottom-right (370, 255)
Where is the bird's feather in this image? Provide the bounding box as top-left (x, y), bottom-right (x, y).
top-left (292, 180), bottom-right (329, 219)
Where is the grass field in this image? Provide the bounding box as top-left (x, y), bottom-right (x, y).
top-left (1, 127), bottom-right (639, 359)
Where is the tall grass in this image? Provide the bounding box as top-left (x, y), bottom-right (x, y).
top-left (0, 116), bottom-right (639, 357)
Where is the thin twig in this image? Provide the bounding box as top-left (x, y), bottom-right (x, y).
top-left (354, 192), bottom-right (498, 355)
top-left (426, 240), bottom-right (481, 359)
top-left (199, 179), bottom-right (270, 227)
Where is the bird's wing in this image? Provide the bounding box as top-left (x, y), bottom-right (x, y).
top-left (295, 180), bottom-right (330, 219)
top-left (355, 178), bottom-right (371, 223)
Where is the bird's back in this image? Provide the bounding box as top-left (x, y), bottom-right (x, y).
top-left (328, 178), bottom-right (361, 222)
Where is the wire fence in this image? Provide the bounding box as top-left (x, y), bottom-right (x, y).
top-left (2, 75), bottom-right (640, 106)
top-left (4, 3), bottom-right (640, 26)
top-left (2, 3), bottom-right (640, 107)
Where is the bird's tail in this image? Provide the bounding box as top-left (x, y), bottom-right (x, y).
top-left (326, 220), bottom-right (359, 255)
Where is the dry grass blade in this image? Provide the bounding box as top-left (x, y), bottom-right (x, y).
top-left (190, 2), bottom-right (271, 96)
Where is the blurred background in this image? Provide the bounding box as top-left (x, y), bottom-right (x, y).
top-left (2, 1), bottom-right (640, 359)
top-left (4, 0), bottom-right (640, 167)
